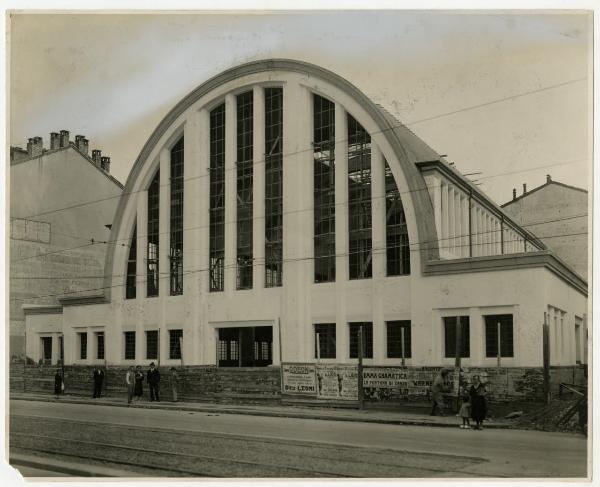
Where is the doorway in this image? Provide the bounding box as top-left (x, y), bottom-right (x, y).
top-left (217, 326), bottom-right (273, 367)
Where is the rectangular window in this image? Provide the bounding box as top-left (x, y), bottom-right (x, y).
top-left (347, 114), bottom-right (372, 279)
top-left (124, 331), bottom-right (136, 360)
top-left (218, 328), bottom-right (240, 367)
top-left (444, 316), bottom-right (470, 358)
top-left (209, 104), bottom-right (226, 292)
top-left (314, 323), bottom-right (336, 359)
top-left (349, 322), bottom-right (373, 359)
top-left (125, 225), bottom-right (137, 299)
top-left (385, 161), bottom-right (410, 276)
top-left (236, 91), bottom-right (253, 290)
top-left (78, 332), bottom-right (87, 360)
top-left (41, 337), bottom-right (52, 364)
top-left (170, 137), bottom-right (184, 295)
top-left (386, 320), bottom-right (412, 358)
top-left (313, 95), bottom-right (336, 283)
top-left (96, 332), bottom-right (105, 360)
top-left (147, 170), bottom-right (160, 297)
top-left (484, 314), bottom-right (514, 358)
top-left (264, 87), bottom-right (283, 288)
top-left (169, 329), bottom-right (183, 360)
top-left (146, 330), bottom-right (158, 360)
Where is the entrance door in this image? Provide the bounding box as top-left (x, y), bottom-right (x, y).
top-left (217, 326), bottom-right (273, 367)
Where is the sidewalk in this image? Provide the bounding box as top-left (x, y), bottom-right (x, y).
top-left (10, 392), bottom-right (512, 429)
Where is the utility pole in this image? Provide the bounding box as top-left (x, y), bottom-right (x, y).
top-left (497, 321), bottom-right (502, 367)
top-left (543, 313), bottom-right (551, 405)
top-left (400, 327), bottom-right (406, 367)
top-left (358, 326), bottom-right (364, 410)
top-left (179, 336), bottom-right (184, 368)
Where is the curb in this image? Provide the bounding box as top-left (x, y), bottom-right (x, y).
top-left (10, 394), bottom-right (512, 429)
top-left (10, 453), bottom-right (138, 477)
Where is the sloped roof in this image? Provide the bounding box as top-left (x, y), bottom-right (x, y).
top-left (501, 179), bottom-right (588, 208)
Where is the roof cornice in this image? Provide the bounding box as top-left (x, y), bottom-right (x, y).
top-left (58, 294), bottom-right (109, 307)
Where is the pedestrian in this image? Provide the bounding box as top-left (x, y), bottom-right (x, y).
top-left (134, 365), bottom-right (144, 401)
top-left (125, 365), bottom-right (135, 405)
top-left (430, 369), bottom-right (451, 416)
top-left (169, 367), bottom-right (179, 402)
top-left (147, 362), bottom-right (161, 402)
top-left (93, 367), bottom-right (105, 398)
top-left (54, 369), bottom-right (63, 399)
top-left (469, 375), bottom-right (488, 430)
top-left (458, 387), bottom-right (471, 429)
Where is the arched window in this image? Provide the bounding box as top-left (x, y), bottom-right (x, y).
top-left (125, 223), bottom-right (137, 299)
top-left (147, 170), bottom-right (160, 297)
top-left (385, 161), bottom-right (410, 275)
top-left (170, 137), bottom-right (184, 295)
top-left (209, 103), bottom-right (226, 292)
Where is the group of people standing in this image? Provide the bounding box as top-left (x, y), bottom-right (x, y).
top-left (430, 369), bottom-right (488, 430)
top-left (125, 363), bottom-right (180, 405)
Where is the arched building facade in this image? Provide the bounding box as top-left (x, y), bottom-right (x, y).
top-left (24, 60), bottom-right (587, 371)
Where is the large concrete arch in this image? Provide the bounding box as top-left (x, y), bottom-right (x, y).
top-left (103, 59), bottom-right (440, 300)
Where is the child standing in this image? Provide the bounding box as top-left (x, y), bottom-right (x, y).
top-left (459, 388), bottom-right (471, 429)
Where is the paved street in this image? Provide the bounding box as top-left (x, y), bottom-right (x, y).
top-left (10, 399), bottom-right (587, 478)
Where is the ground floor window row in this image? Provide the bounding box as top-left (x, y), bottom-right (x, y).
top-left (314, 315), bottom-right (515, 360)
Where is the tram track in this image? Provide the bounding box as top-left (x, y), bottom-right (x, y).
top-left (10, 414), bottom-right (490, 477)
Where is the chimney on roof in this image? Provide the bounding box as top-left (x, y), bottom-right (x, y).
top-left (92, 149), bottom-right (102, 167)
top-left (512, 188), bottom-right (516, 200)
top-left (522, 183), bottom-right (527, 195)
top-left (546, 174), bottom-right (552, 184)
top-left (100, 156), bottom-right (111, 173)
top-left (59, 130), bottom-right (70, 148)
top-left (50, 132), bottom-right (60, 150)
top-left (75, 135), bottom-right (89, 155)
top-left (26, 136), bottom-right (43, 157)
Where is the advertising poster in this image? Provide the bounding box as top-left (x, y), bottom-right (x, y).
top-left (281, 363), bottom-right (317, 395)
top-left (315, 364), bottom-right (358, 400)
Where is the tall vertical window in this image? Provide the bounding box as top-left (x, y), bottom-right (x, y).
top-left (264, 87), bottom-right (283, 287)
top-left (236, 91), bottom-right (253, 290)
top-left (485, 314), bottom-right (514, 358)
top-left (444, 316), bottom-right (470, 358)
top-left (349, 322), bottom-right (373, 359)
top-left (385, 162), bottom-right (410, 276)
top-left (147, 170), bottom-right (160, 297)
top-left (124, 331), bottom-right (136, 360)
top-left (41, 337), bottom-right (52, 364)
top-left (347, 114), bottom-right (372, 279)
top-left (170, 137), bottom-right (184, 295)
top-left (96, 332), bottom-right (105, 360)
top-left (313, 95), bottom-right (336, 283)
top-left (146, 330), bottom-right (158, 360)
top-left (125, 224), bottom-right (137, 299)
top-left (314, 323), bottom-right (336, 359)
top-left (386, 320), bottom-right (412, 358)
top-left (209, 104), bottom-right (226, 292)
top-left (79, 332), bottom-right (87, 360)
top-left (169, 329), bottom-right (183, 360)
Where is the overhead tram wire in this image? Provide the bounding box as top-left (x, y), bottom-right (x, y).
top-left (10, 155), bottom-right (588, 259)
top-left (17, 76), bottom-right (588, 223)
top-left (9, 228), bottom-right (589, 293)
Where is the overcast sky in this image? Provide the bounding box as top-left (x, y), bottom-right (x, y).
top-left (9, 11), bottom-right (591, 204)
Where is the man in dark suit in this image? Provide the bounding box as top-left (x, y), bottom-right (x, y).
top-left (147, 362), bottom-right (161, 402)
top-left (93, 367), bottom-right (105, 398)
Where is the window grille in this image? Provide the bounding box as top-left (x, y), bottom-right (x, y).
top-left (386, 321), bottom-right (412, 358)
top-left (209, 104), bottom-right (226, 292)
top-left (125, 225), bottom-right (137, 299)
top-left (313, 95), bottom-right (336, 283)
top-left (96, 332), bottom-right (105, 360)
top-left (484, 314), bottom-right (514, 357)
top-left (347, 114), bottom-right (372, 279)
top-left (349, 322), bottom-right (373, 359)
top-left (79, 332), bottom-right (87, 360)
top-left (169, 329), bottom-right (183, 360)
top-left (236, 91), bottom-right (254, 290)
top-left (170, 137), bottom-right (184, 295)
top-left (264, 87), bottom-right (283, 287)
top-left (147, 170), bottom-right (160, 297)
top-left (314, 323), bottom-right (336, 359)
top-left (124, 331), bottom-right (136, 360)
top-left (444, 316), bottom-right (470, 358)
top-left (385, 162), bottom-right (410, 276)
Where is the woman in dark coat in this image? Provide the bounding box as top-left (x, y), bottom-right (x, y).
top-left (54, 369), bottom-right (63, 399)
top-left (469, 375), bottom-right (487, 430)
top-left (134, 365), bottom-right (144, 400)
